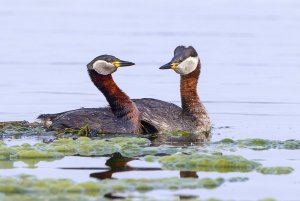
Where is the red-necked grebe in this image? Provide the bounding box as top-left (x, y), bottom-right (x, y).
top-left (133, 45), bottom-right (211, 138)
top-left (38, 55), bottom-right (142, 134)
top-left (39, 46), bottom-right (211, 137)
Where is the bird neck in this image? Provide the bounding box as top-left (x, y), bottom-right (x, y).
top-left (180, 61), bottom-right (209, 127)
top-left (88, 70), bottom-right (141, 133)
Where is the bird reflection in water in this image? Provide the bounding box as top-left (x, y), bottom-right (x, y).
top-left (90, 152), bottom-right (161, 180)
top-left (89, 152), bottom-right (199, 199)
top-left (90, 152), bottom-right (198, 180)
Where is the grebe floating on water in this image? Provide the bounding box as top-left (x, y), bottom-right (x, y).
top-left (135, 45), bottom-right (211, 140)
top-left (157, 45), bottom-right (211, 134)
top-left (39, 46), bottom-right (211, 137)
top-left (38, 55), bottom-right (142, 134)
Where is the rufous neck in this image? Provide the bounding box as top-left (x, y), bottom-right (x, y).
top-left (88, 70), bottom-right (141, 132)
top-left (180, 61), bottom-right (208, 126)
top-left (180, 61), bottom-right (200, 112)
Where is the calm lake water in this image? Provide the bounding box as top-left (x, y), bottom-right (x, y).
top-left (1, 0), bottom-right (300, 200)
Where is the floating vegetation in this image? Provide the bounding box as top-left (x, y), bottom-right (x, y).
top-left (171, 131), bottom-right (192, 136)
top-left (0, 194), bottom-right (236, 201)
top-left (0, 175), bottom-right (224, 195)
top-left (256, 167), bottom-right (294, 175)
top-left (0, 140), bottom-right (5, 146)
top-left (144, 155), bottom-right (158, 162)
top-left (14, 149), bottom-right (64, 159)
top-left (158, 154), bottom-right (260, 172)
top-left (55, 125), bottom-right (92, 137)
top-left (1, 121), bottom-right (300, 152)
top-left (228, 177), bottom-right (249, 182)
top-left (0, 125), bottom-right (297, 201)
top-left (1, 137), bottom-right (263, 169)
top-left (0, 173), bottom-right (259, 201)
top-left (0, 137), bottom-right (297, 176)
top-left (212, 138), bottom-right (300, 151)
top-left (236, 139), bottom-right (273, 150)
top-left (0, 137), bottom-right (152, 162)
top-left (0, 160), bottom-right (13, 169)
top-left (0, 147), bottom-right (15, 160)
top-left (259, 199), bottom-right (277, 201)
top-left (0, 121), bottom-right (45, 136)
top-left (282, 140), bottom-right (300, 150)
top-left (0, 194), bottom-right (106, 201)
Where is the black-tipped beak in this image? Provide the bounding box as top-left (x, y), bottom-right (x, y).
top-left (159, 62), bottom-right (172, 69)
top-left (113, 60), bottom-right (135, 67)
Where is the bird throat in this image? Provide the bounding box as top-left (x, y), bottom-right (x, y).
top-left (180, 62), bottom-right (208, 125)
top-left (88, 70), bottom-right (141, 133)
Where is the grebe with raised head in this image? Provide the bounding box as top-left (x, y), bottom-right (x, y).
top-left (38, 55), bottom-right (142, 134)
top-left (133, 45), bottom-right (211, 138)
top-left (39, 46), bottom-right (211, 138)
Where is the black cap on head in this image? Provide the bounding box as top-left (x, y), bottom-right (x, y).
top-left (170, 46), bottom-right (198, 64)
top-left (87, 55), bottom-right (135, 69)
top-left (159, 46), bottom-right (199, 73)
top-left (174, 46), bottom-right (186, 56)
top-left (86, 54), bottom-right (135, 75)
top-left (87, 55), bottom-right (118, 68)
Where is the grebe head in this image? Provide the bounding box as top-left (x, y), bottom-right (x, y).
top-left (159, 46), bottom-right (199, 75)
top-left (87, 55), bottom-right (135, 75)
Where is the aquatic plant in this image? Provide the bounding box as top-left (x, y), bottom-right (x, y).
top-left (0, 137), bottom-right (297, 177)
top-left (171, 131), bottom-right (192, 136)
top-left (0, 175), bottom-right (224, 195)
top-left (15, 150), bottom-right (64, 159)
top-left (0, 140), bottom-right (5, 146)
top-left (0, 147), bottom-right (16, 160)
top-left (228, 177), bottom-right (249, 182)
top-left (0, 121), bottom-right (45, 136)
top-left (0, 173), bottom-right (267, 201)
top-left (1, 121), bottom-right (300, 152)
top-left (0, 194), bottom-right (240, 201)
top-left (0, 137), bottom-right (153, 161)
top-left (158, 154), bottom-right (260, 172)
top-left (237, 139), bottom-right (273, 150)
top-left (256, 167), bottom-right (294, 175)
top-left (212, 138), bottom-right (300, 151)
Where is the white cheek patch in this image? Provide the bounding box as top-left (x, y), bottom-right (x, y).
top-left (93, 60), bottom-right (117, 75)
top-left (174, 56), bottom-right (199, 75)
